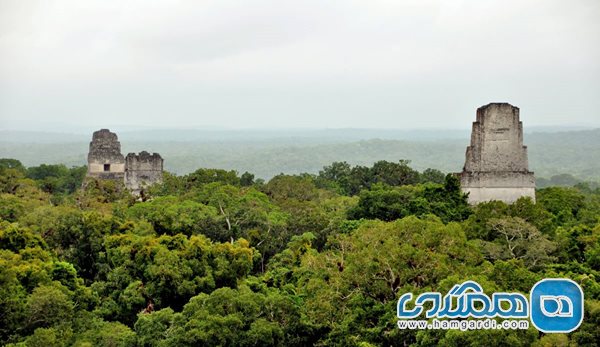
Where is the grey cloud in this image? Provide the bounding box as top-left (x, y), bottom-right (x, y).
top-left (0, 0), bottom-right (599, 130)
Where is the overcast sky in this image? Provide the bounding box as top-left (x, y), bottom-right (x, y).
top-left (0, 0), bottom-right (599, 131)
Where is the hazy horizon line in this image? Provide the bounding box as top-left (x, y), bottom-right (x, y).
top-left (1, 124), bottom-right (599, 134)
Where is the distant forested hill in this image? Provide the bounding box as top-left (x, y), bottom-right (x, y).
top-left (1, 128), bottom-right (599, 180)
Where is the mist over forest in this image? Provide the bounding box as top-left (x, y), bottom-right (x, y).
top-left (2, 128), bottom-right (599, 182)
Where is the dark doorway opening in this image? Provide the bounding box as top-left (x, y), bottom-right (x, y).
top-left (104, 164), bottom-right (110, 172)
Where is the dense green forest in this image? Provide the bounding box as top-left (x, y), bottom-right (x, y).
top-left (1, 158), bottom-right (600, 346)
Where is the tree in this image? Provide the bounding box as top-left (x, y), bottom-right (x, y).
top-left (143, 286), bottom-right (306, 346)
top-left (371, 160), bottom-right (420, 187)
top-left (480, 217), bottom-right (556, 269)
top-left (3, 158), bottom-right (600, 346)
top-left (420, 168), bottom-right (445, 184)
top-left (24, 164), bottom-right (85, 195)
top-left (279, 216), bottom-right (482, 346)
top-left (184, 168), bottom-right (240, 188)
top-left (94, 233), bottom-right (255, 324)
top-left (240, 172), bottom-right (255, 187)
top-left (537, 187), bottom-right (586, 226)
top-left (0, 159), bottom-right (25, 173)
top-left (317, 161), bottom-right (353, 194)
top-left (127, 196), bottom-right (223, 237)
top-left (348, 175), bottom-right (470, 223)
top-left (348, 184), bottom-right (421, 221)
top-left (134, 307), bottom-right (176, 347)
top-left (0, 194), bottom-right (25, 222)
top-left (26, 285), bottom-right (74, 331)
top-left (264, 174), bottom-right (321, 202)
top-left (74, 319), bottom-right (136, 347)
top-left (148, 171), bottom-right (186, 196)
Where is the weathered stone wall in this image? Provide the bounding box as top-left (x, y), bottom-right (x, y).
top-left (462, 187), bottom-right (536, 204)
top-left (464, 103), bottom-right (529, 172)
top-left (86, 129), bottom-right (164, 195)
top-left (460, 103), bottom-right (536, 204)
top-left (87, 129), bottom-right (125, 180)
top-left (125, 151), bottom-right (163, 194)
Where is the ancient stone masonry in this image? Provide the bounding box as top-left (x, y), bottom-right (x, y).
top-left (87, 129), bottom-right (125, 180)
top-left (125, 151), bottom-right (164, 195)
top-left (86, 129), bottom-right (163, 194)
top-left (460, 103), bottom-right (536, 204)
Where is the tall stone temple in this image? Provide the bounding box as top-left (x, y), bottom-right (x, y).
top-left (460, 103), bottom-right (535, 204)
top-left (87, 129), bottom-right (163, 195)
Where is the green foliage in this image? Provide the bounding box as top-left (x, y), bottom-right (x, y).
top-left (185, 168), bottom-right (241, 188)
top-left (137, 285), bottom-right (308, 346)
top-left (272, 216), bottom-right (482, 346)
top-left (127, 196), bottom-right (223, 236)
top-left (0, 221), bottom-right (47, 252)
top-left (92, 233), bottom-right (254, 324)
top-left (21, 207), bottom-right (129, 286)
top-left (537, 187), bottom-right (586, 225)
top-left (1, 158), bottom-right (600, 346)
top-left (74, 319), bottom-right (136, 347)
top-left (464, 197), bottom-right (556, 240)
top-left (478, 217), bottom-right (556, 270)
top-left (0, 194), bottom-right (25, 222)
top-left (318, 160), bottom-right (425, 196)
top-left (26, 164), bottom-right (87, 195)
top-left (148, 171), bottom-right (186, 196)
top-left (240, 171), bottom-right (255, 187)
top-left (26, 284), bottom-right (75, 330)
top-left (79, 178), bottom-right (132, 209)
top-left (0, 223), bottom-right (93, 344)
top-left (348, 175), bottom-right (470, 223)
top-left (265, 174), bottom-right (321, 202)
top-left (0, 158), bottom-right (26, 172)
top-left (420, 168), bottom-right (446, 184)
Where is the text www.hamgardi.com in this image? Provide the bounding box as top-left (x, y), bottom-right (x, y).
top-left (398, 319), bottom-right (529, 331)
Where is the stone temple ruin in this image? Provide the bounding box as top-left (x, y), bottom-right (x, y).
top-left (87, 129), bottom-right (163, 195)
top-left (460, 103), bottom-right (536, 204)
